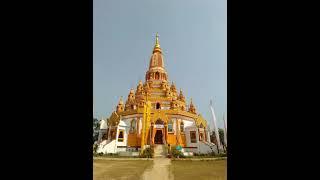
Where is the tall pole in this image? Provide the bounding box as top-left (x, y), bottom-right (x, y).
top-left (210, 100), bottom-right (222, 153)
top-left (223, 113), bottom-right (227, 149)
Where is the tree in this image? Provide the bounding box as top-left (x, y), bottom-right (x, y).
top-left (210, 128), bottom-right (226, 147)
top-left (93, 117), bottom-right (100, 143)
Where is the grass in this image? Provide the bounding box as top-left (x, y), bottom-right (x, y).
top-left (170, 159), bottom-right (227, 180)
top-left (93, 159), bottom-right (153, 180)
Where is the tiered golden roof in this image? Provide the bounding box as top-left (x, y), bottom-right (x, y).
top-left (109, 33), bottom-right (206, 128)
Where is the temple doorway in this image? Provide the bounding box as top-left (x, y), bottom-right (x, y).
top-left (154, 130), bottom-right (163, 144)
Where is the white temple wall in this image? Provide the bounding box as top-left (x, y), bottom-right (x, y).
top-left (185, 126), bottom-right (199, 147)
top-left (115, 120), bottom-right (129, 148)
top-left (182, 119), bottom-right (195, 128)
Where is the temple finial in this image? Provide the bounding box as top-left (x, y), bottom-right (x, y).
top-left (155, 32), bottom-right (160, 48)
top-left (119, 96), bottom-right (123, 104)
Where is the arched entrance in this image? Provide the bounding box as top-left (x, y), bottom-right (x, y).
top-left (154, 130), bottom-right (163, 144)
top-left (153, 119), bottom-right (164, 144)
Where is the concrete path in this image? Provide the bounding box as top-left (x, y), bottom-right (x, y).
top-left (141, 157), bottom-right (173, 180)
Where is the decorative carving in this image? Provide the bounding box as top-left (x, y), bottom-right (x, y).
top-left (165, 85), bottom-right (171, 97)
top-left (136, 81), bottom-right (144, 95)
top-left (107, 111), bottom-right (120, 126)
top-left (116, 96), bottom-right (124, 113)
top-left (125, 89), bottom-right (136, 111)
top-left (170, 82), bottom-right (177, 97)
top-left (178, 89), bottom-right (185, 102)
top-left (161, 81), bottom-right (167, 90)
top-left (144, 82), bottom-right (150, 92)
top-left (188, 98), bottom-right (197, 114)
top-left (170, 99), bottom-right (179, 110)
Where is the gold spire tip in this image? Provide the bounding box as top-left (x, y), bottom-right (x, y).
top-left (155, 32), bottom-right (160, 48)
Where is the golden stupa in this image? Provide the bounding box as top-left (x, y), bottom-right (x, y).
top-left (98, 33), bottom-right (212, 154)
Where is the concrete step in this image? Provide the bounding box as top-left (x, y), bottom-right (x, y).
top-left (153, 145), bottom-right (167, 158)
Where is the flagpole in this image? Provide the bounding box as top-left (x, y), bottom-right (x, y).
top-left (210, 100), bottom-right (222, 154)
top-left (223, 113), bottom-right (227, 149)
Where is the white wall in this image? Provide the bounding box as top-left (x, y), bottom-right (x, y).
top-left (97, 139), bottom-right (116, 154)
top-left (115, 119), bottom-right (129, 148)
top-left (99, 119), bottom-right (108, 129)
top-left (185, 126), bottom-right (199, 147)
top-left (182, 119), bottom-right (195, 128)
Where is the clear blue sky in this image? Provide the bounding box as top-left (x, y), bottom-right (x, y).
top-left (93, 0), bottom-right (226, 128)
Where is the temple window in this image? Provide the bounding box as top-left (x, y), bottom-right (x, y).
top-left (130, 119), bottom-right (136, 133)
top-left (190, 131), bottom-right (197, 143)
top-left (180, 121), bottom-right (184, 133)
top-left (168, 119), bottom-right (173, 133)
top-left (103, 128), bottom-right (109, 140)
top-left (118, 130), bottom-right (124, 142)
top-left (156, 102), bottom-right (161, 109)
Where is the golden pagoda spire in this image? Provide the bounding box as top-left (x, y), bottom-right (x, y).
top-left (155, 32), bottom-right (160, 48)
top-left (116, 96), bottom-right (124, 113)
top-left (189, 98), bottom-right (196, 114)
top-left (119, 96), bottom-right (123, 104)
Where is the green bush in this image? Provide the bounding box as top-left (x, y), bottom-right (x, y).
top-left (104, 153), bottom-right (119, 157)
top-left (93, 152), bottom-right (121, 157)
top-left (139, 147), bottom-right (153, 158)
top-left (215, 153), bottom-right (227, 157)
top-left (93, 152), bottom-right (104, 157)
top-left (93, 143), bottom-right (98, 154)
top-left (170, 146), bottom-right (185, 158)
top-left (192, 152), bottom-right (217, 158)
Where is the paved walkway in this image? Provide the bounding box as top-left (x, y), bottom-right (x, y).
top-left (141, 157), bottom-right (173, 180)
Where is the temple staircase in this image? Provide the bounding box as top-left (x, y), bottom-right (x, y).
top-left (153, 145), bottom-right (167, 158)
top-left (199, 141), bottom-right (218, 154)
top-left (96, 139), bottom-right (116, 154)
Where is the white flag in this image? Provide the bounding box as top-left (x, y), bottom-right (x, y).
top-left (210, 100), bottom-right (222, 152)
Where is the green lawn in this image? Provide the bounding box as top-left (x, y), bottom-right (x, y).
top-left (170, 160), bottom-right (227, 180)
top-left (93, 160), bottom-right (153, 180)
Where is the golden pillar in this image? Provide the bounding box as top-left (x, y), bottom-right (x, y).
top-left (140, 100), bottom-right (151, 152)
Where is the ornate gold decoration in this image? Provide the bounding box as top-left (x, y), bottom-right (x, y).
top-left (107, 111), bottom-right (120, 126)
